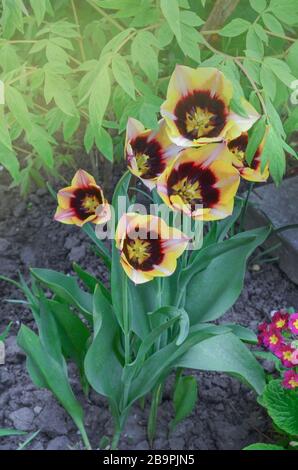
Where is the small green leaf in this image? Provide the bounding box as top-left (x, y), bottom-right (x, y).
top-left (269, 0), bottom-right (298, 26)
top-left (156, 23), bottom-right (174, 48)
top-left (30, 0), bottom-right (46, 26)
top-left (6, 85), bottom-right (32, 131)
top-left (170, 375), bottom-right (197, 431)
top-left (160, 0), bottom-right (181, 42)
top-left (244, 443), bottom-right (285, 450)
top-left (26, 126), bottom-right (54, 168)
top-left (261, 125), bottom-right (285, 184)
top-left (220, 18), bottom-right (250, 37)
top-left (249, 0), bottom-right (267, 13)
top-left (178, 25), bottom-right (202, 63)
top-left (246, 27), bottom-right (264, 59)
top-left (254, 24), bottom-right (268, 44)
top-left (260, 64), bottom-right (276, 100)
top-left (84, 124), bottom-right (94, 153)
top-left (246, 116), bottom-right (266, 165)
top-left (89, 66), bottom-right (111, 129)
top-left (264, 57), bottom-right (296, 87)
top-left (63, 114), bottom-right (80, 141)
top-left (180, 10), bottom-right (204, 26)
top-left (131, 32), bottom-right (159, 83)
top-left (112, 54), bottom-right (135, 100)
top-left (44, 67), bottom-right (76, 116)
top-left (0, 428), bottom-right (27, 437)
top-left (286, 41), bottom-right (298, 77)
top-left (262, 12), bottom-right (284, 35)
top-left (46, 42), bottom-right (69, 64)
top-left (95, 127), bottom-right (113, 162)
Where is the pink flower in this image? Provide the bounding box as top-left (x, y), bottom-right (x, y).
top-left (263, 326), bottom-right (283, 351)
top-left (282, 370), bottom-right (298, 390)
top-left (289, 313), bottom-right (298, 335)
top-left (275, 344), bottom-right (296, 367)
top-left (291, 349), bottom-right (298, 365)
top-left (271, 311), bottom-right (289, 330)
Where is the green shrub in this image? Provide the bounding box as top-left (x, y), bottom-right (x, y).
top-left (0, 0), bottom-right (297, 194)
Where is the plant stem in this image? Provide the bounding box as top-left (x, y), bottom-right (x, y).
top-left (71, 0), bottom-right (86, 61)
top-left (201, 38), bottom-right (268, 118)
top-left (122, 274), bottom-right (130, 366)
top-left (80, 426), bottom-right (92, 450)
top-left (111, 427), bottom-right (122, 450)
top-left (274, 224), bottom-right (298, 235)
top-left (86, 0), bottom-right (125, 31)
top-left (265, 30), bottom-right (296, 43)
top-left (239, 183), bottom-right (254, 233)
top-left (234, 58), bottom-right (268, 118)
top-left (8, 68), bottom-right (37, 86)
top-left (147, 382), bottom-right (163, 448)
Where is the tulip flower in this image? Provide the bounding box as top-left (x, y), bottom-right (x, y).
top-left (125, 118), bottom-right (181, 189)
top-left (160, 65), bottom-right (259, 147)
top-left (156, 142), bottom-right (240, 221)
top-left (116, 213), bottom-right (189, 284)
top-left (54, 169), bottom-right (110, 226)
top-left (227, 132), bottom-right (269, 182)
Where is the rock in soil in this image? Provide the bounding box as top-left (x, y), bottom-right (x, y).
top-left (9, 407), bottom-right (35, 431)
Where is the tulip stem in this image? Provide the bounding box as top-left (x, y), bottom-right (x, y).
top-left (239, 183), bottom-right (254, 232)
top-left (111, 428), bottom-right (122, 450)
top-left (79, 425), bottom-right (92, 450)
top-left (147, 381), bottom-right (164, 448)
top-left (122, 274), bottom-right (130, 366)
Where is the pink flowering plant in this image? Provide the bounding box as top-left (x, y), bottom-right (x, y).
top-left (245, 309), bottom-right (298, 450)
top-left (258, 309), bottom-right (298, 389)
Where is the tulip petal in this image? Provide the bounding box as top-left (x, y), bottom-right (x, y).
top-left (120, 257), bottom-right (153, 284)
top-left (117, 213), bottom-right (188, 283)
top-left (227, 130), bottom-right (269, 182)
top-left (125, 118), bottom-right (181, 187)
top-left (157, 144), bottom-right (240, 221)
top-left (57, 186), bottom-right (76, 209)
top-left (71, 169), bottom-right (96, 188)
top-left (227, 98), bottom-right (260, 141)
top-left (54, 207), bottom-right (76, 224)
top-left (55, 170), bottom-right (110, 227)
top-left (161, 65), bottom-right (234, 146)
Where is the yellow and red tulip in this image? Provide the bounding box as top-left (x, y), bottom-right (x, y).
top-left (227, 131), bottom-right (269, 182)
top-left (116, 213), bottom-right (189, 284)
top-left (54, 169), bottom-right (111, 226)
top-left (160, 65), bottom-right (259, 147)
top-left (157, 143), bottom-right (240, 221)
top-left (125, 118), bottom-right (181, 189)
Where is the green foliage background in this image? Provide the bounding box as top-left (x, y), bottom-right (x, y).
top-left (0, 0), bottom-right (297, 193)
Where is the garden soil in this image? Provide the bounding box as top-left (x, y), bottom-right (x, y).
top-left (1, 170), bottom-right (298, 451)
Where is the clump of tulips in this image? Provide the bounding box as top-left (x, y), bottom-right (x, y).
top-left (11, 65), bottom-right (272, 449)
